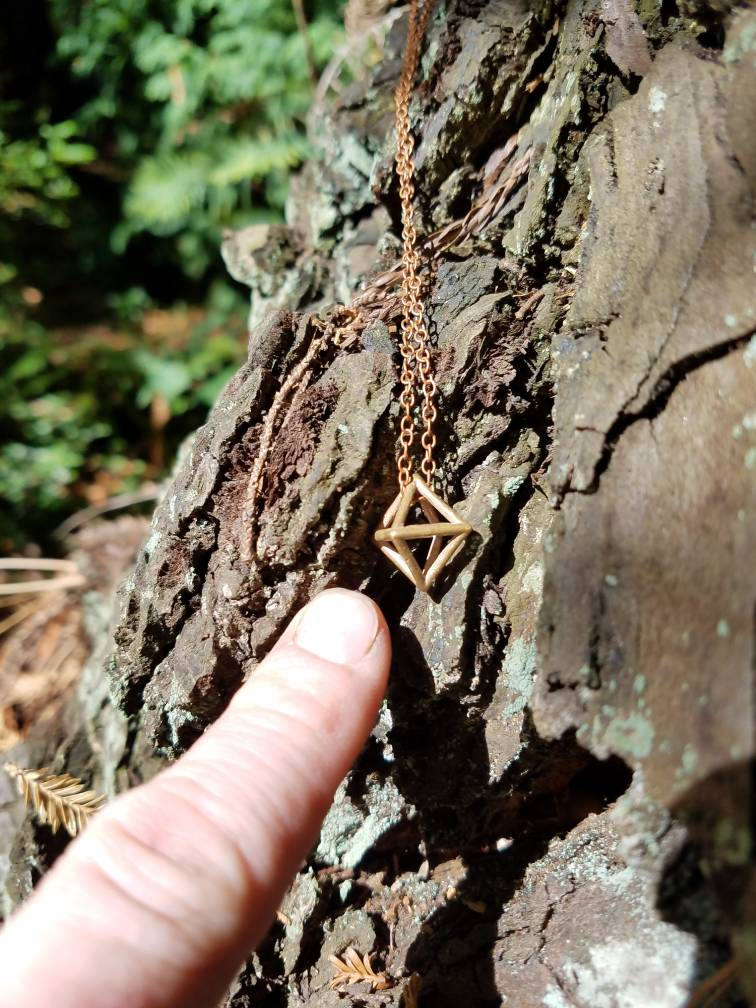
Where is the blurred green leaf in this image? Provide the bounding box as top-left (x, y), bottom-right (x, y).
top-left (0, 0), bottom-right (343, 547)
top-left (131, 350), bottom-right (193, 406)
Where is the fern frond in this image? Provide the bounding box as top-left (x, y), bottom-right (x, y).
top-left (328, 946), bottom-right (390, 991)
top-left (208, 137), bottom-right (307, 187)
top-left (4, 762), bottom-right (105, 837)
top-left (124, 153), bottom-right (210, 230)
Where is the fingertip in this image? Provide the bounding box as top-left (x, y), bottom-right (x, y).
top-left (274, 589), bottom-right (391, 683)
top-left (293, 588), bottom-right (379, 664)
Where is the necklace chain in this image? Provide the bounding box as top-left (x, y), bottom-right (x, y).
top-left (241, 1), bottom-right (440, 563)
top-left (394, 0), bottom-right (438, 490)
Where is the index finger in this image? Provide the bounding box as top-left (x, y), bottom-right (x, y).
top-left (0, 589), bottom-right (391, 1008)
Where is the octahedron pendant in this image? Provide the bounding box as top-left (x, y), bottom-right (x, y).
top-left (374, 475), bottom-right (472, 593)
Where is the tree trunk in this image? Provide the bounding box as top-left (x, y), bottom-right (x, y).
top-left (5, 1), bottom-right (755, 1005)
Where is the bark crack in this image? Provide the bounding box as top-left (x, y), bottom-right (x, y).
top-left (568, 327), bottom-right (755, 497)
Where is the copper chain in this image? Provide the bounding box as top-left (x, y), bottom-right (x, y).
top-left (394, 0), bottom-right (438, 489)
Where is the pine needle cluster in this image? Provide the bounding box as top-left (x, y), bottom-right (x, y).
top-left (328, 947), bottom-right (390, 991)
top-left (4, 762), bottom-right (105, 838)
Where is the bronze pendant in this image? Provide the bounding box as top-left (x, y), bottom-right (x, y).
top-left (374, 475), bottom-right (471, 593)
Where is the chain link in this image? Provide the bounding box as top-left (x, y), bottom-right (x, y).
top-left (394, 0), bottom-right (437, 489)
top-left (241, 10), bottom-right (438, 560)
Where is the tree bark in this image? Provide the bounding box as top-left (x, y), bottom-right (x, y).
top-left (5, 1), bottom-right (755, 1005)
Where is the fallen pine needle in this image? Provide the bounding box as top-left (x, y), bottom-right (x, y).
top-left (401, 973), bottom-right (423, 1007)
top-left (685, 959), bottom-right (738, 1008)
top-left (4, 762), bottom-right (105, 837)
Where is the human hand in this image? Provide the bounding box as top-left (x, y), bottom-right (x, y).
top-left (0, 589), bottom-right (391, 1008)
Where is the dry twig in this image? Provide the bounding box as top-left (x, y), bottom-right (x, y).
top-left (0, 596), bottom-right (40, 637)
top-left (685, 959), bottom-right (738, 1008)
top-left (54, 484), bottom-right (162, 540)
top-left (0, 558), bottom-right (84, 596)
top-left (352, 145), bottom-right (532, 318)
top-left (291, 0), bottom-right (317, 87)
top-left (0, 588), bottom-right (85, 748)
top-left (314, 4), bottom-right (402, 110)
top-left (328, 947), bottom-right (391, 991)
top-left (240, 309), bottom-right (359, 561)
top-left (4, 762), bottom-right (106, 837)
top-left (344, 0), bottom-right (393, 35)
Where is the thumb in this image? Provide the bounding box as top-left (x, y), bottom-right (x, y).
top-left (0, 588), bottom-right (391, 1008)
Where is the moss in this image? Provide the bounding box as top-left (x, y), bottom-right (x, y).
top-left (713, 818), bottom-right (751, 866)
top-left (723, 16), bottom-right (756, 63)
top-left (679, 744), bottom-right (698, 777)
top-left (648, 85), bottom-right (667, 123)
top-left (316, 776), bottom-right (409, 869)
top-left (603, 712), bottom-right (655, 760)
top-left (501, 637), bottom-right (538, 718)
top-left (522, 561), bottom-right (544, 594)
top-left (549, 935), bottom-right (696, 1007)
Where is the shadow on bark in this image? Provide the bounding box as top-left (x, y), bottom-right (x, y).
top-left (380, 629), bottom-right (633, 1006)
top-left (657, 759), bottom-right (755, 1008)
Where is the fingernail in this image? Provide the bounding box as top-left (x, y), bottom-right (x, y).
top-left (294, 590), bottom-right (379, 666)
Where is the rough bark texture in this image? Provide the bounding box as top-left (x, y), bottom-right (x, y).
top-left (3, 1), bottom-right (755, 1006)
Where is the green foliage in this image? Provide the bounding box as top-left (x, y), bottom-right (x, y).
top-left (0, 113), bottom-right (96, 295)
top-left (0, 118), bottom-right (95, 227)
top-left (0, 1), bottom-right (344, 547)
top-left (1, 0), bottom-right (344, 289)
top-left (49, 0), bottom-right (343, 276)
top-left (0, 284), bottom-right (245, 547)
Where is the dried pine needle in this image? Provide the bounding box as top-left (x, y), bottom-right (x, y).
top-left (4, 762), bottom-right (105, 838)
top-left (0, 558), bottom-right (84, 596)
top-left (328, 946), bottom-right (391, 991)
top-left (401, 973), bottom-right (423, 1007)
top-left (685, 959), bottom-right (738, 1008)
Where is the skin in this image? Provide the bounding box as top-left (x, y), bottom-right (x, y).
top-left (0, 588), bottom-right (391, 1008)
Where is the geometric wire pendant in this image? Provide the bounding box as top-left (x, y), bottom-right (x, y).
top-left (373, 474), bottom-right (472, 593)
